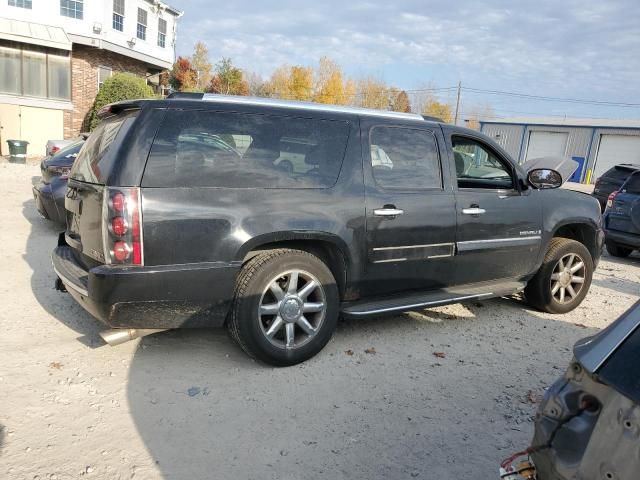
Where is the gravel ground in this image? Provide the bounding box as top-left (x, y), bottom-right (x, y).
top-left (1, 161), bottom-right (638, 480)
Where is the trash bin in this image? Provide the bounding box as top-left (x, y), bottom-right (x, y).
top-left (7, 139), bottom-right (29, 164)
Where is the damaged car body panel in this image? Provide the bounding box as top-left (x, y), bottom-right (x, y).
top-left (528, 301), bottom-right (640, 480)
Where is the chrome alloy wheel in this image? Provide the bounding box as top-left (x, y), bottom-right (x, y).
top-left (258, 270), bottom-right (327, 349)
top-left (550, 253), bottom-right (586, 304)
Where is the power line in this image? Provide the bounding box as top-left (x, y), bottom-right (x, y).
top-left (461, 87), bottom-right (640, 108)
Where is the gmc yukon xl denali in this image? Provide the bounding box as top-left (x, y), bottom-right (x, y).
top-left (52, 95), bottom-right (604, 366)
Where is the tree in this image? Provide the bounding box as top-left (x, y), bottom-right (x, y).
top-left (88, 73), bottom-right (154, 130)
top-left (289, 66), bottom-right (313, 101)
top-left (391, 90), bottom-right (411, 112)
top-left (464, 103), bottom-right (496, 130)
top-left (207, 58), bottom-right (249, 96)
top-left (313, 57), bottom-right (348, 105)
top-left (191, 41), bottom-right (212, 91)
top-left (244, 70), bottom-right (267, 96)
top-left (169, 56), bottom-right (198, 92)
top-left (422, 98), bottom-right (453, 123)
top-left (356, 78), bottom-right (390, 109)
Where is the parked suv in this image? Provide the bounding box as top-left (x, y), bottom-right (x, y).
top-left (593, 164), bottom-right (640, 211)
top-left (52, 95), bottom-right (603, 366)
top-left (603, 171), bottom-right (640, 257)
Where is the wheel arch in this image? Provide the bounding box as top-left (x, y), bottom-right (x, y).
top-left (237, 232), bottom-right (351, 299)
top-left (551, 221), bottom-right (600, 261)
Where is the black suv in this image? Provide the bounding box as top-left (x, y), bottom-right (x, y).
top-left (603, 171), bottom-right (640, 257)
top-left (52, 95), bottom-right (603, 365)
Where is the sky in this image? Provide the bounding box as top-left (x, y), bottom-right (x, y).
top-left (169, 0), bottom-right (640, 121)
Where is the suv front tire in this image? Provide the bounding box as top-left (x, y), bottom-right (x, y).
top-left (525, 238), bottom-right (594, 314)
top-left (228, 249), bottom-right (339, 366)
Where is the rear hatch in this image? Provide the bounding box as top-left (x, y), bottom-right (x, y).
top-left (65, 110), bottom-right (138, 266)
top-left (595, 165), bottom-right (639, 198)
top-left (607, 173), bottom-right (640, 235)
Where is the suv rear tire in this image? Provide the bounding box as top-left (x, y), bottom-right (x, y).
top-left (525, 238), bottom-right (593, 314)
top-left (605, 240), bottom-right (633, 258)
top-left (228, 249), bottom-right (339, 366)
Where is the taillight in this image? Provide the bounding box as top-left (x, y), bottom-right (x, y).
top-left (50, 146), bottom-right (60, 155)
top-left (102, 187), bottom-right (143, 266)
top-left (606, 191), bottom-right (618, 209)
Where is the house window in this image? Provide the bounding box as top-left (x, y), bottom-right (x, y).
top-left (157, 18), bottom-right (167, 48)
top-left (8, 0), bottom-right (32, 9)
top-left (112, 0), bottom-right (124, 32)
top-left (0, 45), bottom-right (71, 101)
top-left (98, 66), bottom-right (112, 89)
top-left (136, 8), bottom-right (147, 40)
top-left (60, 0), bottom-right (83, 19)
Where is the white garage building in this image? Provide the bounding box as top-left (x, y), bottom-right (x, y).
top-left (479, 117), bottom-right (640, 183)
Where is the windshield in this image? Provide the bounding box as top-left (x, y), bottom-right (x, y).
top-left (48, 138), bottom-right (84, 163)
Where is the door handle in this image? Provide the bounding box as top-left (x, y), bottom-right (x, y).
top-left (373, 207), bottom-right (404, 217)
top-left (462, 206), bottom-right (486, 215)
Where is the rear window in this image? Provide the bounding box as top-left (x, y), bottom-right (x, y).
top-left (70, 111), bottom-right (137, 184)
top-left (623, 173), bottom-right (640, 194)
top-left (598, 323), bottom-right (640, 404)
top-left (603, 166), bottom-right (639, 183)
top-left (142, 110), bottom-right (351, 188)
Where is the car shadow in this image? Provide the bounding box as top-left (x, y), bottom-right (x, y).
top-left (592, 252), bottom-right (640, 296)
top-left (124, 296), bottom-right (601, 479)
top-left (22, 198), bottom-right (106, 347)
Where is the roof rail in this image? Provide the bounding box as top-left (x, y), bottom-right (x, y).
top-left (167, 91), bottom-right (205, 99)
top-left (422, 115), bottom-right (444, 122)
top-left (196, 94), bottom-right (425, 121)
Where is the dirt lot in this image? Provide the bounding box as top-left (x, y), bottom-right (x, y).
top-left (1, 160), bottom-right (638, 480)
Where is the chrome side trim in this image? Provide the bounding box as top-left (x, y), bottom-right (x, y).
top-left (373, 242), bottom-right (455, 252)
top-left (372, 257), bottom-right (407, 264)
top-left (52, 263), bottom-right (89, 297)
top-left (345, 293), bottom-right (494, 316)
top-left (457, 236), bottom-right (541, 252)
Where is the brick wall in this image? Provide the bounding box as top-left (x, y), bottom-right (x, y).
top-left (63, 44), bottom-right (154, 138)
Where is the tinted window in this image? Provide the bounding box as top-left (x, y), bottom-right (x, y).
top-left (453, 136), bottom-right (514, 189)
top-left (603, 166), bottom-right (638, 183)
top-left (70, 111), bottom-right (135, 184)
top-left (369, 126), bottom-right (441, 190)
top-left (623, 173), bottom-right (640, 194)
top-left (599, 324), bottom-right (640, 404)
top-left (143, 110), bottom-right (351, 189)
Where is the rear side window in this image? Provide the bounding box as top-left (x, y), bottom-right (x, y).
top-left (623, 173), bottom-right (640, 194)
top-left (142, 110), bottom-right (351, 188)
top-left (70, 111), bottom-right (137, 184)
top-left (369, 126), bottom-right (441, 190)
top-left (604, 166), bottom-right (637, 183)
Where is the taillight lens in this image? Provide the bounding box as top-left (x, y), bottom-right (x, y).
top-left (606, 191), bottom-right (618, 209)
top-left (102, 187), bottom-right (143, 266)
top-left (50, 146), bottom-right (60, 155)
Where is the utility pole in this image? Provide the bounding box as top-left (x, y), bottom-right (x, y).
top-left (454, 81), bottom-right (461, 125)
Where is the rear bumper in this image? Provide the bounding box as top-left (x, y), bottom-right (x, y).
top-left (605, 228), bottom-right (640, 249)
top-left (52, 237), bottom-right (240, 328)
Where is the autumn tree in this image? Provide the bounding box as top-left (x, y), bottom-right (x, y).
top-left (422, 98), bottom-right (453, 123)
top-left (313, 57), bottom-right (349, 105)
top-left (207, 58), bottom-right (249, 95)
top-left (169, 56), bottom-right (198, 92)
top-left (244, 70), bottom-right (267, 96)
top-left (356, 78), bottom-right (390, 109)
top-left (289, 66), bottom-right (314, 101)
top-left (191, 41), bottom-right (212, 91)
top-left (464, 103), bottom-right (496, 130)
top-left (391, 90), bottom-right (411, 112)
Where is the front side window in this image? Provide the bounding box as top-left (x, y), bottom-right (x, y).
top-left (60, 0), bottom-right (83, 19)
top-left (143, 110), bottom-right (351, 189)
top-left (369, 126), bottom-right (441, 190)
top-left (8, 0), bottom-right (32, 8)
top-left (452, 136), bottom-right (514, 189)
top-left (157, 18), bottom-right (167, 48)
top-left (137, 8), bottom-right (147, 40)
top-left (112, 0), bottom-right (124, 31)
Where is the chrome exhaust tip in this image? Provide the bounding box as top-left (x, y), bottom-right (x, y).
top-left (99, 329), bottom-right (168, 346)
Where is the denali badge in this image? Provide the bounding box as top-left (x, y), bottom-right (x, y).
top-left (520, 230), bottom-right (541, 236)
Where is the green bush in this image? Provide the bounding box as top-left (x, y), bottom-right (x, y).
top-left (88, 73), bottom-right (154, 130)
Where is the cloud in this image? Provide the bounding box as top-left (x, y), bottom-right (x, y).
top-left (169, 0), bottom-right (640, 107)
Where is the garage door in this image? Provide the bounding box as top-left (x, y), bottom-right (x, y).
top-left (525, 131), bottom-right (569, 161)
top-left (594, 134), bottom-right (640, 179)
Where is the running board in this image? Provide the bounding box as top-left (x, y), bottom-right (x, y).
top-left (341, 280), bottom-right (526, 318)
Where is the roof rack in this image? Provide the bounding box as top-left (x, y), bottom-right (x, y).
top-left (167, 93), bottom-right (426, 121)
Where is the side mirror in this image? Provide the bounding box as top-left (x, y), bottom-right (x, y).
top-left (528, 168), bottom-right (563, 189)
